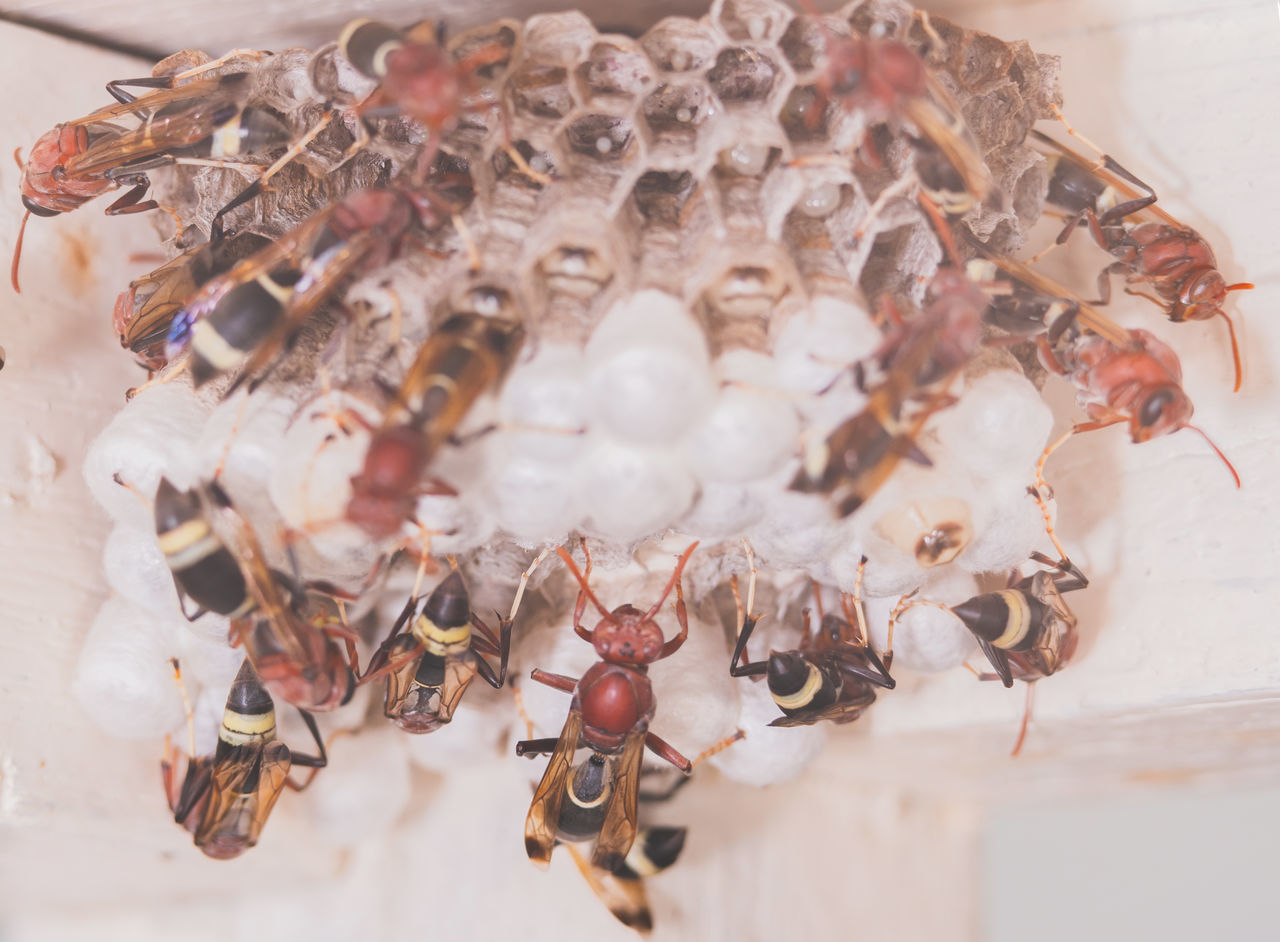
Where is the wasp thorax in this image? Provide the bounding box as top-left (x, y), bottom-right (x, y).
top-left (580, 669), bottom-right (642, 734)
top-left (349, 426), bottom-right (430, 500)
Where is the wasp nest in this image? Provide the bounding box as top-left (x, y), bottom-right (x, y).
top-left (69, 0), bottom-right (1101, 891)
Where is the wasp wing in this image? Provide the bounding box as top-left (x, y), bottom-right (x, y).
top-left (591, 727), bottom-right (645, 872)
top-left (193, 741), bottom-right (290, 854)
top-left (66, 81), bottom-right (249, 177)
top-left (981, 252), bottom-right (1133, 349)
top-left (67, 75), bottom-right (248, 127)
top-left (525, 706), bottom-right (583, 868)
top-left (435, 654), bottom-right (480, 724)
top-left (1023, 570), bottom-right (1078, 678)
top-left (164, 751), bottom-right (214, 832)
top-left (905, 78), bottom-right (996, 207)
top-left (975, 637), bottom-right (1014, 688)
top-left (1028, 129), bottom-right (1181, 229)
top-left (565, 843), bottom-right (654, 933)
top-left (223, 230), bottom-right (383, 396)
top-left (211, 493), bottom-right (315, 671)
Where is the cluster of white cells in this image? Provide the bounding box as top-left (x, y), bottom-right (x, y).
top-left (72, 0), bottom-right (1074, 849)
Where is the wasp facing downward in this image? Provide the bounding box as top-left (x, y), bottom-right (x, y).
top-left (164, 659), bottom-right (327, 859)
top-left (518, 541), bottom-right (698, 873)
top-left (729, 551), bottom-right (894, 727)
top-left (360, 554), bottom-right (542, 733)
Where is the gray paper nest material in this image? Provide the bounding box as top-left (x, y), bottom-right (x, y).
top-left (149, 0), bottom-right (1058, 386)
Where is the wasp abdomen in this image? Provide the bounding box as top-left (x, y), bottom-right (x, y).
top-left (951, 589), bottom-right (1049, 651)
top-left (154, 478), bottom-right (252, 617)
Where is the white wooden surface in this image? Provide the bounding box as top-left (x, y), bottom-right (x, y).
top-left (0, 1), bottom-right (1277, 939)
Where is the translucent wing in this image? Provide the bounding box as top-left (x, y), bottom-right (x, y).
top-left (1028, 129), bottom-right (1182, 229)
top-left (435, 654), bottom-right (480, 723)
top-left (905, 77), bottom-right (996, 206)
top-left (525, 706), bottom-right (583, 868)
top-left (67, 75), bottom-right (247, 127)
top-left (982, 253), bottom-right (1133, 349)
top-left (166, 206), bottom-right (341, 357)
top-left (591, 727), bottom-right (645, 872)
top-left (66, 81), bottom-right (247, 177)
top-left (565, 843), bottom-right (653, 933)
top-left (223, 230), bottom-right (383, 395)
top-left (193, 741), bottom-right (290, 855)
top-left (212, 493), bottom-right (313, 669)
top-left (1023, 570), bottom-right (1078, 678)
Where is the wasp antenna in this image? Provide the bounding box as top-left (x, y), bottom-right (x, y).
top-left (555, 544), bottom-right (612, 619)
top-left (641, 541), bottom-right (699, 622)
top-left (1187, 424), bottom-right (1240, 489)
top-left (11, 208), bottom-right (31, 293)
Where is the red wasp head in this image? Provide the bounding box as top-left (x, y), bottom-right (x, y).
top-left (383, 40), bottom-right (464, 132)
top-left (1103, 331), bottom-right (1240, 487)
top-left (13, 123), bottom-right (122, 292)
top-left (19, 124), bottom-right (116, 216)
top-left (818, 34), bottom-right (926, 116)
top-left (590, 604), bottom-right (666, 665)
top-left (1171, 267), bottom-right (1253, 329)
top-left (556, 542), bottom-right (698, 666)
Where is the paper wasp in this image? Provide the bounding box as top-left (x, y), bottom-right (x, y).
top-left (789, 266), bottom-right (988, 515)
top-left (218, 504), bottom-right (359, 714)
top-left (114, 232), bottom-right (270, 371)
top-left (345, 311), bottom-right (525, 540)
top-left (800, 10), bottom-right (997, 212)
top-left (336, 19), bottom-right (517, 177)
top-left (1031, 125), bottom-right (1251, 390)
top-left (1038, 321), bottom-right (1239, 487)
top-left (896, 552), bottom-right (1086, 754)
top-left (361, 552), bottom-right (543, 733)
top-left (13, 69), bottom-right (288, 291)
top-left (163, 659), bottom-right (326, 859)
top-left (729, 549), bottom-right (893, 726)
top-left (166, 183), bottom-right (452, 394)
top-left (143, 474), bottom-right (357, 710)
top-left (517, 541), bottom-right (697, 873)
top-left (952, 553), bottom-right (1088, 688)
